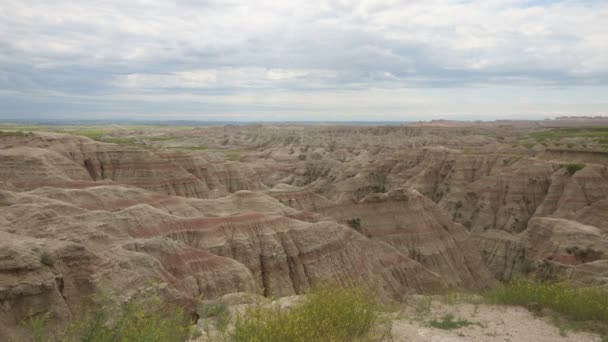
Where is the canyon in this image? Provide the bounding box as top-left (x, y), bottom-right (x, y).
top-left (1, 119), bottom-right (608, 340)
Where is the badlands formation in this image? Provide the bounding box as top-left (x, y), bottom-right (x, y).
top-left (1, 118), bottom-right (608, 339)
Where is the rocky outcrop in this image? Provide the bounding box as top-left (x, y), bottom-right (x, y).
top-left (0, 132), bottom-right (261, 198)
top-left (0, 147), bottom-right (92, 190)
top-left (469, 230), bottom-right (526, 281)
top-left (523, 217), bottom-right (608, 267)
top-left (128, 208), bottom-right (444, 298)
top-left (0, 186), bottom-right (442, 339)
top-left (318, 189), bottom-right (494, 289)
top-left (539, 149), bottom-right (608, 166)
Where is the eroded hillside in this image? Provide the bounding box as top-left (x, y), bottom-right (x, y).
top-left (1, 120), bottom-right (608, 340)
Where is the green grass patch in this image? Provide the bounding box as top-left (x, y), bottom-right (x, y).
top-left (429, 313), bottom-right (481, 330)
top-left (231, 286), bottom-right (385, 341)
top-left (0, 124), bottom-right (56, 132)
top-left (485, 279), bottom-right (608, 328)
top-left (33, 295), bottom-right (192, 342)
top-left (69, 129), bottom-right (106, 140)
top-left (224, 151), bottom-right (243, 161)
top-left (530, 127), bottom-right (608, 142)
top-left (0, 130), bottom-right (28, 137)
top-left (562, 163), bottom-right (586, 175)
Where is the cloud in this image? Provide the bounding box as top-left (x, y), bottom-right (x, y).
top-left (0, 0), bottom-right (607, 120)
top-left (113, 68), bottom-right (338, 90)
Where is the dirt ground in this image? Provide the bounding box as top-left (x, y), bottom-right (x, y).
top-left (391, 299), bottom-right (602, 342)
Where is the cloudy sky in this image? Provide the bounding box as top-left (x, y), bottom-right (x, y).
top-left (1, 0), bottom-right (607, 121)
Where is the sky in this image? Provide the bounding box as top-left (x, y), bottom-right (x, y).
top-left (1, 0), bottom-right (607, 122)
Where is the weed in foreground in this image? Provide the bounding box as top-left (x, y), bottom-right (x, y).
top-left (28, 313), bottom-right (49, 342)
top-left (34, 295), bottom-right (192, 342)
top-left (429, 313), bottom-right (481, 330)
top-left (413, 296), bottom-right (432, 320)
top-left (231, 286), bottom-right (384, 342)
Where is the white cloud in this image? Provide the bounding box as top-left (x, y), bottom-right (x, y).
top-left (0, 0), bottom-right (607, 119)
top-left (114, 68), bottom-right (337, 89)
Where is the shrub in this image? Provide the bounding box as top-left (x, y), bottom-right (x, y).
top-left (485, 278), bottom-right (608, 324)
top-left (414, 296), bottom-right (432, 319)
top-left (36, 296), bottom-right (192, 342)
top-left (563, 163), bottom-right (585, 175)
top-left (28, 313), bottom-right (49, 342)
top-left (231, 286), bottom-right (381, 341)
top-left (199, 302), bottom-right (228, 318)
top-left (429, 313), bottom-right (480, 330)
top-left (199, 301), bottom-right (230, 332)
top-left (346, 217), bottom-right (362, 231)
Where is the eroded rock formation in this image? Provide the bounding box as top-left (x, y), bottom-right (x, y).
top-left (2, 121), bottom-right (608, 339)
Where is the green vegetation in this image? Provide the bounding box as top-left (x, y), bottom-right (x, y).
top-left (29, 313), bottom-right (49, 342)
top-left (0, 124), bottom-right (57, 132)
top-left (485, 278), bottom-right (608, 333)
top-left (231, 286), bottom-right (386, 342)
top-left (199, 302), bottom-right (228, 318)
top-left (563, 163), bottom-right (586, 175)
top-left (0, 125), bottom-right (183, 146)
top-left (27, 280), bottom-right (608, 340)
top-left (224, 150), bottom-right (243, 161)
top-left (529, 127), bottom-right (608, 148)
top-left (413, 296), bottom-right (433, 320)
top-left (346, 217), bottom-right (362, 231)
top-left (69, 128), bottom-right (106, 140)
top-left (32, 296), bottom-right (191, 342)
top-left (32, 286), bottom-right (387, 342)
top-left (0, 130), bottom-right (28, 137)
top-left (199, 301), bottom-right (230, 333)
top-left (429, 313), bottom-right (481, 330)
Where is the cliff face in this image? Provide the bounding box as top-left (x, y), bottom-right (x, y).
top-left (316, 189), bottom-right (494, 290)
top-left (0, 132), bottom-right (260, 198)
top-left (0, 186), bottom-right (442, 340)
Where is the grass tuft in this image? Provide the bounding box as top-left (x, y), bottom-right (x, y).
top-left (28, 313), bottom-right (49, 342)
top-left (562, 163), bottom-right (586, 175)
top-left (429, 313), bottom-right (481, 330)
top-left (231, 286), bottom-right (382, 341)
